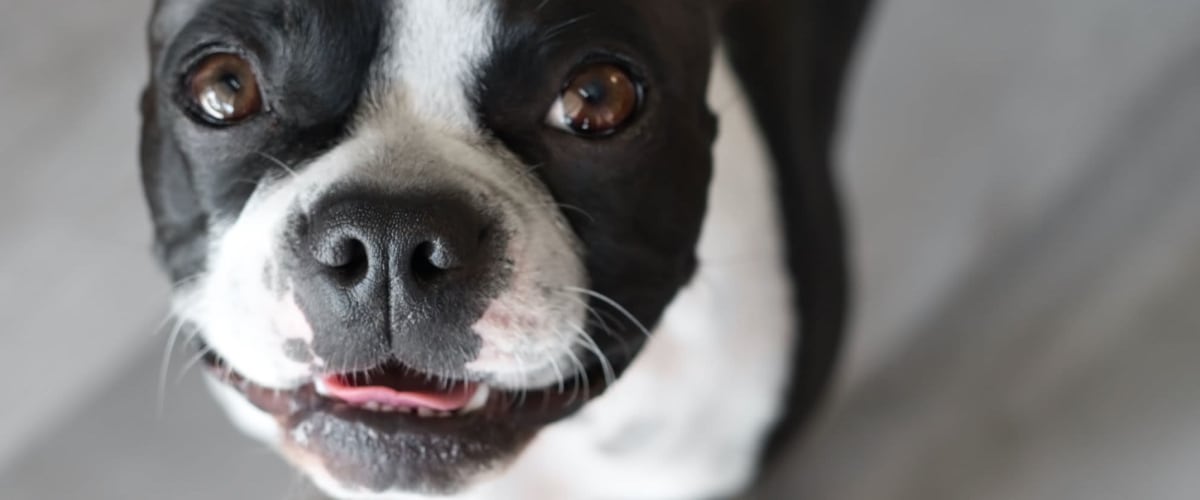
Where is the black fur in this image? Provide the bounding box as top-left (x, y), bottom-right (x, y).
top-left (477, 0), bottom-right (721, 378)
top-left (141, 0), bottom-right (385, 282)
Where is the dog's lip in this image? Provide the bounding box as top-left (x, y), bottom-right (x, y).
top-left (200, 350), bottom-right (606, 428)
top-left (198, 348), bottom-right (620, 493)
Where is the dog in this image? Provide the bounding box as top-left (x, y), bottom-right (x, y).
top-left (139, 0), bottom-right (869, 498)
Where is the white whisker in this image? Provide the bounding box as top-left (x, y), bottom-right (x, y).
top-left (157, 315), bottom-right (188, 418)
top-left (561, 286), bottom-right (652, 339)
top-left (561, 347), bottom-right (589, 406)
top-left (554, 203), bottom-right (597, 223)
top-left (174, 345), bottom-right (211, 385)
top-left (561, 293), bottom-right (629, 355)
top-left (571, 325), bottom-right (615, 387)
top-left (513, 352), bottom-right (531, 408)
top-left (539, 13), bottom-right (595, 45)
top-left (546, 354), bottom-right (567, 394)
top-left (255, 151), bottom-right (300, 178)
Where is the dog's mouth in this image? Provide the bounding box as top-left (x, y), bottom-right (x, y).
top-left (201, 350), bottom-right (604, 425)
top-left (315, 363), bottom-right (488, 416)
top-left (200, 347), bottom-right (609, 494)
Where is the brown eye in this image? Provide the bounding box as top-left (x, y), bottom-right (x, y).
top-left (548, 63), bottom-right (641, 136)
top-left (187, 53), bottom-right (262, 125)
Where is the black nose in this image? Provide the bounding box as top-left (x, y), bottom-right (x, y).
top-left (308, 196), bottom-right (488, 291)
top-left (291, 190), bottom-right (502, 373)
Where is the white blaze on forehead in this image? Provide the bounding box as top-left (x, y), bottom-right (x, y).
top-left (388, 0), bottom-right (498, 133)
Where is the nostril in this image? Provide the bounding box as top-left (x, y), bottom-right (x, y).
top-left (304, 195), bottom-right (497, 295)
top-left (328, 237), bottom-right (370, 287)
top-left (411, 241), bottom-right (448, 284)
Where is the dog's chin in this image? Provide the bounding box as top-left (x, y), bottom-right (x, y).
top-left (200, 351), bottom-right (607, 497)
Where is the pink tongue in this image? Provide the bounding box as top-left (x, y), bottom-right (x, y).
top-left (321, 375), bottom-right (477, 411)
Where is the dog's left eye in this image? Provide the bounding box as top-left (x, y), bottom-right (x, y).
top-left (185, 53), bottom-right (263, 126)
top-left (546, 63), bottom-right (641, 137)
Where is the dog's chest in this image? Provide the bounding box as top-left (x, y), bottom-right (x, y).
top-left (464, 64), bottom-right (796, 500)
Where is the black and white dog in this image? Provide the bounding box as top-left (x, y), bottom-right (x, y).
top-left (139, 0), bottom-right (868, 498)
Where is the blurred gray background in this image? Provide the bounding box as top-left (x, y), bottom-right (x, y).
top-left (2, 0), bottom-right (1199, 499)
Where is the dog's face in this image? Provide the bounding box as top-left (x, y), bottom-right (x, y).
top-left (141, 0), bottom-right (719, 496)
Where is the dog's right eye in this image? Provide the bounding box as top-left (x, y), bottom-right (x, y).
top-left (547, 62), bottom-right (641, 137)
top-left (185, 53), bottom-right (262, 126)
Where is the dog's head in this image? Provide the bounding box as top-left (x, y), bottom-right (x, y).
top-left (141, 0), bottom-right (723, 496)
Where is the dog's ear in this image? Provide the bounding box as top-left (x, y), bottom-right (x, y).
top-left (720, 0), bottom-right (873, 466)
top-left (140, 0), bottom-right (209, 281)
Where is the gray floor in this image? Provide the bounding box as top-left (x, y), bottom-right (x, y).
top-left (0, 346), bottom-right (307, 500)
top-left (4, 0), bottom-right (1200, 499)
top-left (0, 0), bottom-right (167, 469)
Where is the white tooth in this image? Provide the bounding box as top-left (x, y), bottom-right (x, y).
top-left (313, 378), bottom-right (330, 396)
top-left (417, 407), bottom-right (435, 418)
top-left (463, 386), bottom-right (490, 413)
top-left (380, 405), bottom-right (396, 413)
top-left (437, 411), bottom-right (452, 418)
top-left (363, 402), bottom-right (381, 412)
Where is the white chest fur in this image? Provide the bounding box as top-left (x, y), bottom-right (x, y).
top-left (465, 58), bottom-right (796, 500)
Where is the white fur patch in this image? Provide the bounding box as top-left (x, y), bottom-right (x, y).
top-left (179, 185), bottom-right (316, 390)
top-left (388, 0), bottom-right (497, 133)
